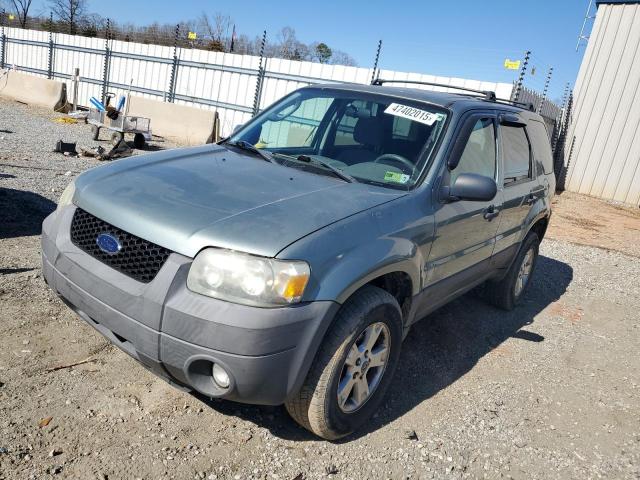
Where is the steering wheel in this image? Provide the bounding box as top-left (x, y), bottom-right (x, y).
top-left (373, 154), bottom-right (414, 172)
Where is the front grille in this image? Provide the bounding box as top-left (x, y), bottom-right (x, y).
top-left (70, 208), bottom-right (172, 283)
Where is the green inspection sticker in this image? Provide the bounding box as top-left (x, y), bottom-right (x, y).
top-left (384, 171), bottom-right (411, 184)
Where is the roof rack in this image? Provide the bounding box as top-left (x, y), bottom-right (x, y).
top-left (493, 98), bottom-right (536, 111)
top-left (371, 78), bottom-right (497, 102)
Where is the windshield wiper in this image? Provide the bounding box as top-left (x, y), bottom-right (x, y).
top-left (223, 140), bottom-right (277, 164)
top-left (294, 155), bottom-right (355, 183)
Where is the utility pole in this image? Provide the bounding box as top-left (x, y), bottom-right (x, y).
top-left (576, 0), bottom-right (596, 51)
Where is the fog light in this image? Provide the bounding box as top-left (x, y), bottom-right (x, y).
top-left (212, 363), bottom-right (230, 388)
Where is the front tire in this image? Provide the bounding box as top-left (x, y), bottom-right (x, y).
top-left (485, 232), bottom-right (540, 310)
top-left (285, 286), bottom-right (403, 440)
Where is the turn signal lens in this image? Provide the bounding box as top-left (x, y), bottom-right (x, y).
top-left (280, 275), bottom-right (309, 303)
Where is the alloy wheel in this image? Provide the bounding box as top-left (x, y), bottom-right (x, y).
top-left (514, 247), bottom-right (535, 297)
top-left (336, 322), bottom-right (390, 413)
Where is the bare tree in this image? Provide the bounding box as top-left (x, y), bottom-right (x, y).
top-left (198, 12), bottom-right (231, 41)
top-left (277, 26), bottom-right (298, 59)
top-left (329, 50), bottom-right (357, 67)
top-left (11, 0), bottom-right (32, 28)
top-left (49, 0), bottom-right (86, 34)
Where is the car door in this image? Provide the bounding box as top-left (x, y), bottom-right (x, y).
top-left (424, 113), bottom-right (502, 293)
top-left (492, 113), bottom-right (545, 265)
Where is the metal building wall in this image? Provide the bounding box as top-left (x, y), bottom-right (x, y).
top-left (565, 1), bottom-right (640, 206)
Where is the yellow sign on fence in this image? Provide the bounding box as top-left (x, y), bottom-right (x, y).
top-left (504, 59), bottom-right (521, 70)
top-left (188, 32), bottom-right (197, 40)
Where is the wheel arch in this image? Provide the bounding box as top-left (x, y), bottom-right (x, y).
top-left (528, 215), bottom-right (549, 242)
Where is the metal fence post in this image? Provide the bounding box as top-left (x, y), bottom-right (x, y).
top-left (167, 24), bottom-right (180, 103)
top-left (370, 39), bottom-right (382, 84)
top-left (512, 50), bottom-right (531, 102)
top-left (252, 30), bottom-right (267, 115)
top-left (554, 89), bottom-right (574, 190)
top-left (0, 9), bottom-right (6, 70)
top-left (551, 82), bottom-right (570, 153)
top-left (47, 13), bottom-right (55, 79)
top-left (100, 19), bottom-right (112, 103)
top-left (537, 67), bottom-right (553, 114)
top-left (72, 67), bottom-right (79, 112)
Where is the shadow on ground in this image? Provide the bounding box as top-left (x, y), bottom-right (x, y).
top-left (194, 254), bottom-right (573, 442)
top-left (0, 187), bottom-right (56, 239)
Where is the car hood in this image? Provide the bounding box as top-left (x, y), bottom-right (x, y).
top-left (73, 145), bottom-right (406, 258)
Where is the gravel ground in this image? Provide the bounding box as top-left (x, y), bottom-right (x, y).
top-left (1, 98), bottom-right (639, 480)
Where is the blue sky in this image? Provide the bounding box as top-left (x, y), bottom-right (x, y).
top-left (28, 0), bottom-right (592, 99)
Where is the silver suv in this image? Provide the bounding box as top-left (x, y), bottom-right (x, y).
top-left (42, 82), bottom-right (554, 439)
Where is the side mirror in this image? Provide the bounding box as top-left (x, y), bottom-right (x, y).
top-left (445, 173), bottom-right (497, 202)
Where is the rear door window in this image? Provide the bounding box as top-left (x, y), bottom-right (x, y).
top-left (501, 125), bottom-right (532, 185)
top-left (527, 120), bottom-right (554, 175)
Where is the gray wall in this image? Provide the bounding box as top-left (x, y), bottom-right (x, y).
top-left (564, 1), bottom-right (640, 206)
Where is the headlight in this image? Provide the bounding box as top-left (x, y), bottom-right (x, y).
top-left (56, 181), bottom-right (76, 211)
top-left (187, 248), bottom-right (310, 307)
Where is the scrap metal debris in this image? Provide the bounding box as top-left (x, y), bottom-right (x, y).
top-left (54, 140), bottom-right (78, 156)
top-left (67, 111), bottom-right (88, 121)
top-left (79, 140), bottom-right (133, 161)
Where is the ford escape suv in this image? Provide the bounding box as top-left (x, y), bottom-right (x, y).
top-left (41, 81), bottom-right (554, 440)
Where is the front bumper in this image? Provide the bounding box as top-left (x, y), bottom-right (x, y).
top-left (41, 206), bottom-right (339, 405)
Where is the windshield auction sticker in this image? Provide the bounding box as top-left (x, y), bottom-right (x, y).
top-left (384, 171), bottom-right (411, 184)
top-left (384, 103), bottom-right (440, 126)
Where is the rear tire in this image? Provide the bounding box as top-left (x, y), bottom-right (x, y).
top-left (285, 286), bottom-right (403, 440)
top-left (485, 232), bottom-right (539, 310)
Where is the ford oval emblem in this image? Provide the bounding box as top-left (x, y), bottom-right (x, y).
top-left (96, 233), bottom-right (122, 255)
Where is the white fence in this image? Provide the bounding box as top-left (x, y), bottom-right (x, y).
top-left (1, 26), bottom-right (516, 137)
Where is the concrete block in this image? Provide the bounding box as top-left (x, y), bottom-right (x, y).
top-left (127, 96), bottom-right (219, 145)
top-left (0, 69), bottom-right (68, 112)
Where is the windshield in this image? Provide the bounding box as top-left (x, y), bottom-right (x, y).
top-left (227, 88), bottom-right (448, 189)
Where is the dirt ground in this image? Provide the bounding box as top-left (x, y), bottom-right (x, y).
top-left (1, 100), bottom-right (639, 480)
top-left (546, 191), bottom-right (640, 258)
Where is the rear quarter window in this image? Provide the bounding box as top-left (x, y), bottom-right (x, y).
top-left (527, 120), bottom-right (554, 175)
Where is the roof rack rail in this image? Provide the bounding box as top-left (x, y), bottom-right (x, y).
top-left (371, 78), bottom-right (497, 102)
top-left (493, 98), bottom-right (536, 111)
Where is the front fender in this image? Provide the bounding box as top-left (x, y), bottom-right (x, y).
top-left (315, 237), bottom-right (422, 304)
top-left (277, 194), bottom-right (432, 305)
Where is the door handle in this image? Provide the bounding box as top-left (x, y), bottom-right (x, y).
top-left (483, 205), bottom-right (500, 221)
top-left (524, 194), bottom-right (537, 206)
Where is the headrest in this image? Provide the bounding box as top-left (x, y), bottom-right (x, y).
top-left (353, 117), bottom-right (384, 147)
